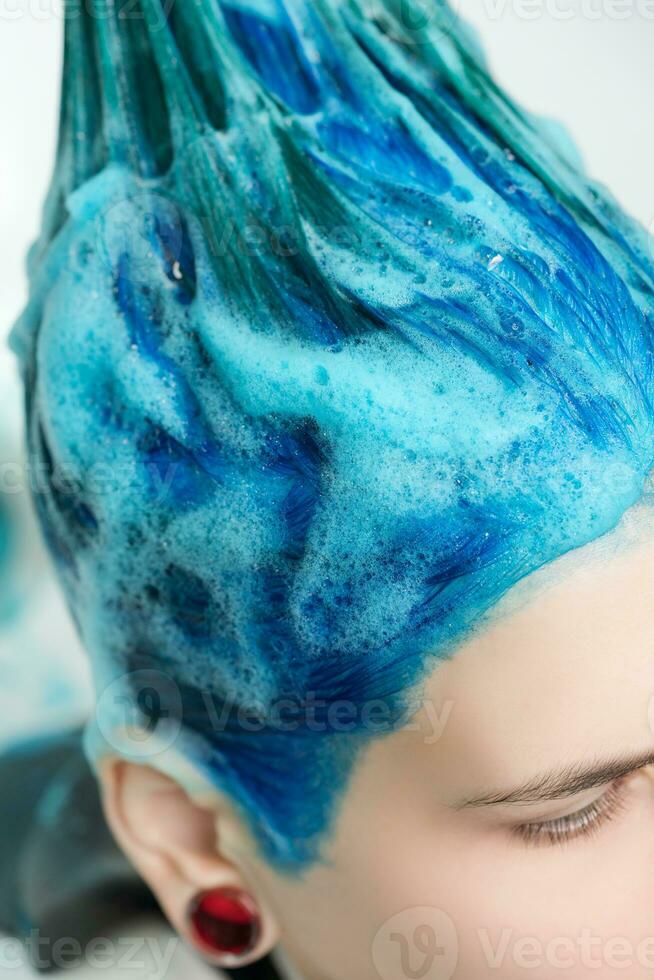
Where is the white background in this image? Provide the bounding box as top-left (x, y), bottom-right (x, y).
top-left (0, 2), bottom-right (653, 977)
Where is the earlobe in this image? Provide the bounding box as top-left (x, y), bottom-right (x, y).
top-left (187, 887), bottom-right (263, 965)
top-left (99, 759), bottom-right (280, 968)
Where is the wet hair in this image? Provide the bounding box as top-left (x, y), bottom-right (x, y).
top-left (11, 0), bottom-right (654, 869)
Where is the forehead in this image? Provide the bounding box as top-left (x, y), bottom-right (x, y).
top-left (409, 503), bottom-right (654, 800)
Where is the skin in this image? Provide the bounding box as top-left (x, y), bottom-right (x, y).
top-left (101, 504), bottom-right (654, 979)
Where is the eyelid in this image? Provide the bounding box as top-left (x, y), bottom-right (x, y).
top-left (507, 782), bottom-right (612, 821)
top-left (483, 781), bottom-right (612, 826)
top-left (511, 775), bottom-right (632, 847)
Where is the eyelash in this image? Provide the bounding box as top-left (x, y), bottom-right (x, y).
top-left (513, 776), bottom-right (632, 847)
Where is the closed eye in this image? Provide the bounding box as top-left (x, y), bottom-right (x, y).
top-left (512, 775), bottom-right (632, 847)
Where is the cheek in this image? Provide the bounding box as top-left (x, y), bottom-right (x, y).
top-left (262, 776), bottom-right (654, 980)
top-left (439, 791), bottom-right (654, 978)
top-left (254, 785), bottom-right (471, 979)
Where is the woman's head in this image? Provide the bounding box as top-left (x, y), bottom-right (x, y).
top-left (11, 0), bottom-right (654, 974)
top-left (103, 511), bottom-right (654, 978)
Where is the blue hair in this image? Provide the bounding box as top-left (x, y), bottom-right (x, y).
top-left (11, 0), bottom-right (654, 868)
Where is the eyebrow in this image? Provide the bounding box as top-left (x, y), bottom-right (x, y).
top-left (456, 750), bottom-right (654, 808)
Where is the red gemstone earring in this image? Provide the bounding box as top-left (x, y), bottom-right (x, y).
top-left (187, 887), bottom-right (262, 965)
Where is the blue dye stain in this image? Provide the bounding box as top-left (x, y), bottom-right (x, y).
top-left (10, 0), bottom-right (654, 871)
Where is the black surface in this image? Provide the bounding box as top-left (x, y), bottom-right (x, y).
top-left (0, 730), bottom-right (281, 977)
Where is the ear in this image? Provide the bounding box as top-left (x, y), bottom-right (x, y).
top-left (98, 759), bottom-right (280, 967)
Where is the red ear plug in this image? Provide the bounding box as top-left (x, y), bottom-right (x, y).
top-left (188, 887), bottom-right (262, 963)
